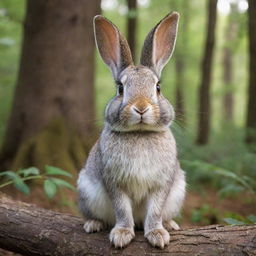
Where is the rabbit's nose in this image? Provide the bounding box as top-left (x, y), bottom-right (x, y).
top-left (132, 106), bottom-right (149, 115)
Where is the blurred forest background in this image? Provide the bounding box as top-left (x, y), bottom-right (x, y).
top-left (0, 0), bottom-right (255, 230)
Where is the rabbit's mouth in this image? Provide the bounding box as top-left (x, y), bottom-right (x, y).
top-left (129, 112), bottom-right (155, 126)
top-left (115, 103), bottom-right (165, 132)
top-left (109, 99), bottom-right (172, 132)
top-left (124, 117), bottom-right (165, 132)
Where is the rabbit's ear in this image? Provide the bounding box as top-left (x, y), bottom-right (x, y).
top-left (94, 15), bottom-right (133, 79)
top-left (140, 12), bottom-right (179, 77)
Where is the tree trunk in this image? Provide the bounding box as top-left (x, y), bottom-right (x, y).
top-left (172, 0), bottom-right (189, 125)
top-left (222, 46), bottom-right (234, 121)
top-left (0, 196), bottom-right (255, 256)
top-left (0, 0), bottom-right (101, 172)
top-left (246, 0), bottom-right (256, 145)
top-left (196, 0), bottom-right (217, 145)
top-left (222, 3), bottom-right (239, 122)
top-left (175, 56), bottom-right (186, 124)
top-left (127, 0), bottom-right (137, 62)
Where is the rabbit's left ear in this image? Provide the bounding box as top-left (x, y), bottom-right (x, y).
top-left (140, 12), bottom-right (179, 77)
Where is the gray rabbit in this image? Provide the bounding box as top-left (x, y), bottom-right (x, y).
top-left (77, 12), bottom-right (186, 249)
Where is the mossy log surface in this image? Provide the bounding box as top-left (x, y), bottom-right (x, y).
top-left (0, 196), bottom-right (256, 256)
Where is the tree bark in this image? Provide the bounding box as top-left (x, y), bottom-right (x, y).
top-left (246, 0), bottom-right (256, 145)
top-left (222, 46), bottom-right (234, 121)
top-left (172, 0), bottom-right (190, 125)
top-left (0, 0), bottom-right (101, 171)
top-left (175, 57), bottom-right (186, 124)
top-left (0, 196), bottom-right (255, 256)
top-left (222, 3), bottom-right (239, 122)
top-left (127, 0), bottom-right (137, 62)
top-left (196, 0), bottom-right (217, 145)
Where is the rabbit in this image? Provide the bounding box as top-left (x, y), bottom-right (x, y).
top-left (77, 12), bottom-right (186, 249)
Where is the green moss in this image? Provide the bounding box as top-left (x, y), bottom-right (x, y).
top-left (11, 118), bottom-right (95, 176)
top-left (69, 134), bottom-right (87, 170)
top-left (11, 138), bottom-right (34, 170)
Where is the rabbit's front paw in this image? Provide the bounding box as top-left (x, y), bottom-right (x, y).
top-left (145, 228), bottom-right (170, 249)
top-left (83, 219), bottom-right (104, 233)
top-left (110, 227), bottom-right (135, 248)
top-left (163, 220), bottom-right (180, 231)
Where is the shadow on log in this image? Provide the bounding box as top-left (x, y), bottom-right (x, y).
top-left (0, 196), bottom-right (255, 256)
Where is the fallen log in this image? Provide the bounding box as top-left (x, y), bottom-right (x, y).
top-left (0, 196), bottom-right (255, 256)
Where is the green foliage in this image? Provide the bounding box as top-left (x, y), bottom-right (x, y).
top-left (248, 215), bottom-right (256, 224)
top-left (191, 204), bottom-right (219, 225)
top-left (18, 167), bottom-right (40, 177)
top-left (175, 127), bottom-right (256, 197)
top-left (190, 202), bottom-right (256, 226)
top-left (218, 184), bottom-right (244, 198)
top-left (44, 179), bottom-right (57, 199)
top-left (49, 177), bottom-right (76, 191)
top-left (176, 127), bottom-right (256, 225)
top-left (223, 215), bottom-right (256, 225)
top-left (223, 218), bottom-right (245, 225)
top-left (182, 159), bottom-right (255, 194)
top-left (0, 166), bottom-right (75, 199)
top-left (45, 165), bottom-right (72, 178)
top-left (0, 170), bottom-right (30, 194)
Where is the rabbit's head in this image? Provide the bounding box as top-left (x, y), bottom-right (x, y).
top-left (94, 13), bottom-right (179, 132)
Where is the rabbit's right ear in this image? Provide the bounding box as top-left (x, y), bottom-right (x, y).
top-left (94, 15), bottom-right (133, 80)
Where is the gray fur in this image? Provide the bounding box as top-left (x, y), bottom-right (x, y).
top-left (77, 13), bottom-right (186, 249)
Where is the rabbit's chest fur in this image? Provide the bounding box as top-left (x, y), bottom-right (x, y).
top-left (100, 128), bottom-right (177, 202)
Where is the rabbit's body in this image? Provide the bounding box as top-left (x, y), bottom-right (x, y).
top-left (78, 12), bottom-right (186, 249)
top-left (78, 128), bottom-right (185, 226)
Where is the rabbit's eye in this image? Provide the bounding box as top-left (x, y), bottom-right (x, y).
top-left (156, 82), bottom-right (161, 93)
top-left (117, 82), bottom-right (124, 95)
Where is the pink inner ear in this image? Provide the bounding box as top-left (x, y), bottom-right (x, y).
top-left (154, 14), bottom-right (178, 66)
top-left (95, 18), bottom-right (119, 67)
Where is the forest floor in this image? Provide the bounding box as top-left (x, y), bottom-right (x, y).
top-left (183, 189), bottom-right (256, 227)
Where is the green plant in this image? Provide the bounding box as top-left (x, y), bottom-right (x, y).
top-left (181, 159), bottom-right (256, 195)
top-left (191, 204), bottom-right (220, 225)
top-left (0, 165), bottom-right (75, 198)
top-left (223, 214), bottom-right (256, 226)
